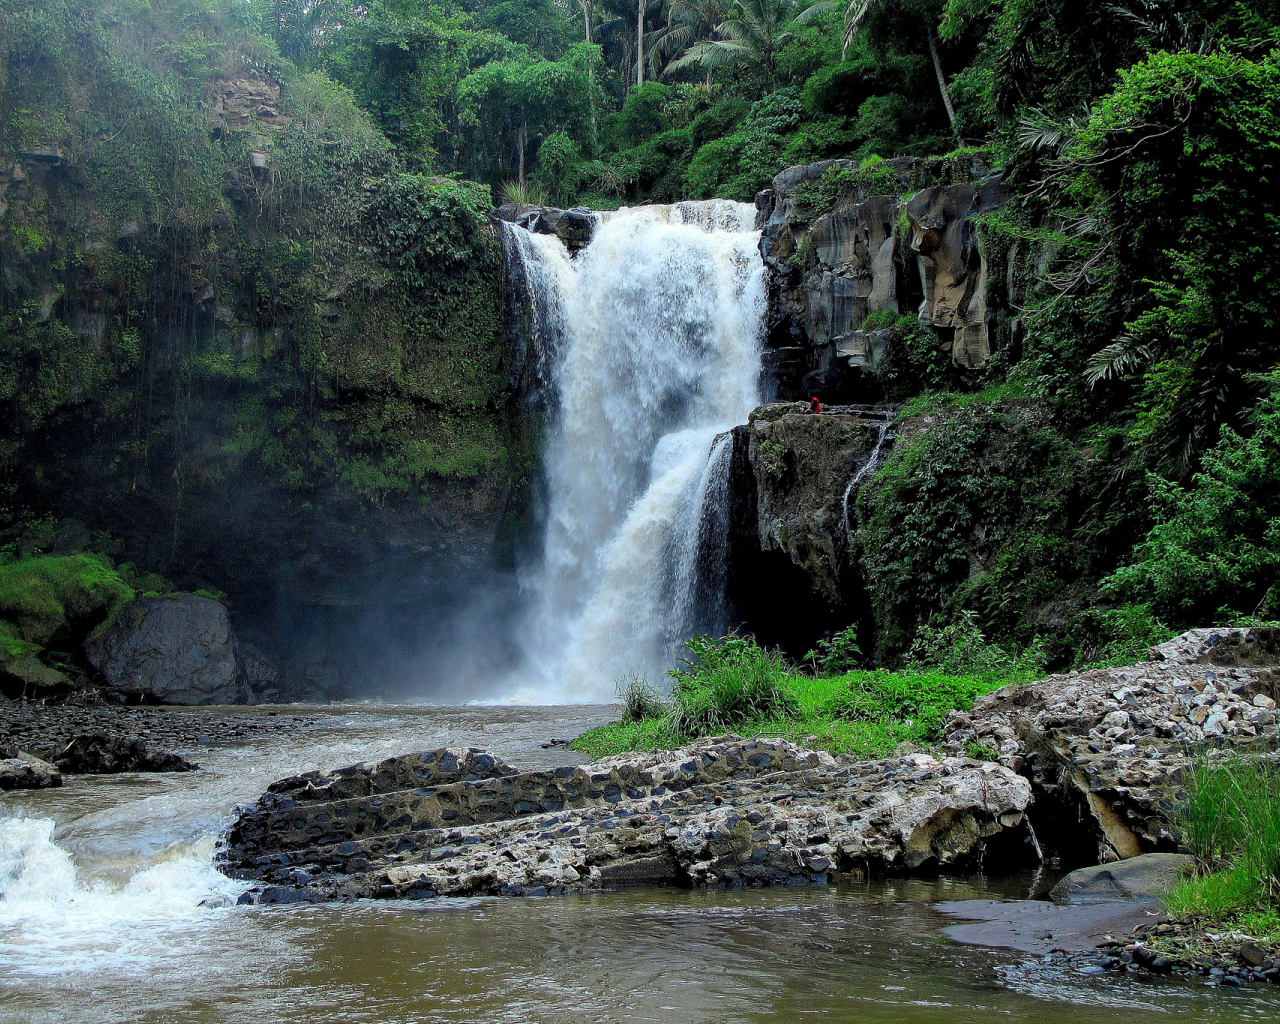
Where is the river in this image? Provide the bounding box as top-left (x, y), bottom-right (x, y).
top-left (2, 704), bottom-right (1277, 1024)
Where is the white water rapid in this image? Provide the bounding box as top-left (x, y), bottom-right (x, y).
top-left (503, 200), bottom-right (765, 703)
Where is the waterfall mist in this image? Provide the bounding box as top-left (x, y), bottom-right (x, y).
top-left (502, 201), bottom-right (766, 703)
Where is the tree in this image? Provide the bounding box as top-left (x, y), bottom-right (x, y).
top-left (666, 0), bottom-right (797, 88)
top-left (456, 42), bottom-right (604, 183)
top-left (800, 0), bottom-right (958, 134)
top-left (646, 0), bottom-right (732, 80)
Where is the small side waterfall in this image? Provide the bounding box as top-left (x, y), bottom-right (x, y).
top-left (842, 419), bottom-right (894, 542)
top-left (503, 202), bottom-right (765, 702)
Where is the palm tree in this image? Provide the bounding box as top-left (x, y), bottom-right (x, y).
top-left (646, 0), bottom-right (731, 80)
top-left (800, 0), bottom-right (958, 134)
top-left (666, 0), bottom-right (796, 89)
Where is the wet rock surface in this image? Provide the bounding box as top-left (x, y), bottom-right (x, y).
top-left (218, 736), bottom-right (1033, 902)
top-left (941, 628), bottom-right (1280, 861)
top-left (0, 700), bottom-right (317, 766)
top-left (0, 748), bottom-right (62, 789)
top-left (745, 403), bottom-right (891, 602)
top-left (54, 733), bottom-right (200, 774)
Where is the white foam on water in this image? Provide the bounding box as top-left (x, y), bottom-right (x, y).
top-left (0, 816), bottom-right (249, 978)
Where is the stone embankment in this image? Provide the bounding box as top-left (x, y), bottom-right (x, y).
top-left (941, 627), bottom-right (1279, 862)
top-left (217, 736), bottom-right (1032, 903)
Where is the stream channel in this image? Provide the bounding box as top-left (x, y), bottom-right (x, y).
top-left (3, 704), bottom-right (1278, 1023)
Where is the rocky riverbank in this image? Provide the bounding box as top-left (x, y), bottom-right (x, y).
top-left (940, 627), bottom-right (1279, 863)
top-left (0, 700), bottom-right (318, 773)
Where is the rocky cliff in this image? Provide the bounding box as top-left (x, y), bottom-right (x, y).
top-left (753, 155), bottom-right (1009, 401)
top-left (1, 23), bottom-right (535, 696)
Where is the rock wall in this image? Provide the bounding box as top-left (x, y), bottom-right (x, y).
top-left (744, 403), bottom-right (892, 604)
top-left (754, 155), bottom-right (1008, 399)
top-left (1, 36), bottom-right (529, 697)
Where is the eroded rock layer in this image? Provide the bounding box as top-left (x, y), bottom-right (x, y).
top-left (218, 736), bottom-right (1032, 902)
top-left (942, 628), bottom-right (1280, 862)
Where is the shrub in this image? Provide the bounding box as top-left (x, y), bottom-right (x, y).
top-left (907, 610), bottom-right (1046, 677)
top-left (820, 669), bottom-right (1000, 736)
top-left (805, 624), bottom-right (863, 675)
top-left (667, 633), bottom-right (799, 736)
top-left (0, 554), bottom-right (135, 645)
top-left (1104, 376), bottom-right (1280, 624)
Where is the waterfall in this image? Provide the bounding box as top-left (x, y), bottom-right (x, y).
top-left (504, 201), bottom-right (765, 702)
top-left (841, 421), bottom-right (893, 542)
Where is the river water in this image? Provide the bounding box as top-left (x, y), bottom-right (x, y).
top-left (2, 705), bottom-right (1278, 1024)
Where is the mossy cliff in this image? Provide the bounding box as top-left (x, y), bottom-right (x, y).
top-left (0, 0), bottom-right (529, 686)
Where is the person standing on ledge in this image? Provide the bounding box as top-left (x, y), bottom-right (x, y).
top-left (809, 396), bottom-right (821, 414)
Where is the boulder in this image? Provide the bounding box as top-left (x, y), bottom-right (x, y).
top-left (496, 204), bottom-right (596, 252)
top-left (1049, 853), bottom-right (1195, 905)
top-left (86, 593), bottom-right (249, 704)
top-left (0, 750), bottom-right (62, 790)
top-left (217, 736), bottom-right (1033, 902)
top-left (940, 630), bottom-right (1280, 862)
top-left (55, 733), bottom-right (199, 773)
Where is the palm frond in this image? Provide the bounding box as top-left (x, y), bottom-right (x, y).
top-left (1083, 336), bottom-right (1154, 388)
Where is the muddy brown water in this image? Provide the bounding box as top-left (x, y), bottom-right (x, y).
top-left (2, 704), bottom-right (1277, 1024)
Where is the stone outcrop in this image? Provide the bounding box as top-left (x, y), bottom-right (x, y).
top-left (217, 735), bottom-right (1032, 902)
top-left (0, 747), bottom-right (62, 790)
top-left (754, 154), bottom-right (1007, 398)
top-left (744, 403), bottom-right (893, 602)
top-left (496, 204), bottom-right (596, 252)
top-left (210, 75), bottom-right (287, 131)
top-left (86, 593), bottom-right (258, 704)
top-left (54, 733), bottom-right (199, 774)
top-left (941, 628), bottom-right (1280, 863)
top-left (905, 180), bottom-right (1007, 368)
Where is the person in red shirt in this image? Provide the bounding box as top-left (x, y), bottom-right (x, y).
top-left (809, 396), bottom-right (821, 414)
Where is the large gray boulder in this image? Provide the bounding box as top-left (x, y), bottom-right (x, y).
top-left (217, 735), bottom-right (1033, 903)
top-left (86, 594), bottom-right (249, 704)
top-left (1049, 852), bottom-right (1195, 905)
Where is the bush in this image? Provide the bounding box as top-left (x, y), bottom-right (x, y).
top-left (805, 624), bottom-right (863, 675)
top-left (667, 633), bottom-right (800, 736)
top-left (907, 610), bottom-right (1046, 677)
top-left (1104, 376), bottom-right (1280, 624)
top-left (0, 554), bottom-right (135, 645)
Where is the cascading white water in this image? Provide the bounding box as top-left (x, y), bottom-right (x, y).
top-left (507, 201), bottom-right (765, 702)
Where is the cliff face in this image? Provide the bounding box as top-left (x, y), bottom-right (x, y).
top-left (754, 155), bottom-right (1009, 400)
top-left (0, 17), bottom-right (531, 695)
top-left (745, 403), bottom-right (890, 605)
